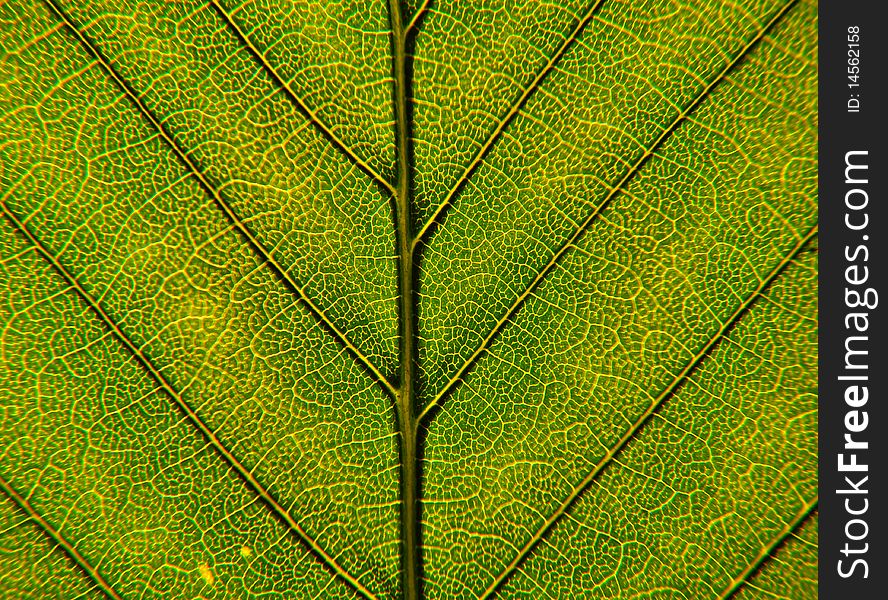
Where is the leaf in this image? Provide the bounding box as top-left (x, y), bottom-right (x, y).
top-left (734, 513), bottom-right (818, 600)
top-left (0, 0), bottom-right (816, 599)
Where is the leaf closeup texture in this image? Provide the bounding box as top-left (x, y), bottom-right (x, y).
top-left (0, 0), bottom-right (817, 599)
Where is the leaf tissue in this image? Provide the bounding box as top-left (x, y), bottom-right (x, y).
top-left (0, 0), bottom-right (817, 598)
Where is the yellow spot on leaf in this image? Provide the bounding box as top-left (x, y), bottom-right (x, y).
top-left (198, 563), bottom-right (214, 586)
top-left (240, 545), bottom-right (252, 558)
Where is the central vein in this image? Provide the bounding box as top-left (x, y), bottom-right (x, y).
top-left (389, 1), bottom-right (420, 599)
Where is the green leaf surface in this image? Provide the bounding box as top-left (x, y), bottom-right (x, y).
top-left (735, 513), bottom-right (818, 600)
top-left (0, 492), bottom-right (103, 599)
top-left (0, 0), bottom-right (817, 598)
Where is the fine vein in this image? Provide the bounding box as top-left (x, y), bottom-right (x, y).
top-left (477, 226), bottom-right (817, 599)
top-left (41, 0), bottom-right (398, 399)
top-left (412, 0), bottom-right (607, 248)
top-left (207, 0), bottom-right (398, 198)
top-left (0, 471), bottom-right (124, 600)
top-left (0, 202), bottom-right (378, 600)
top-left (717, 497), bottom-right (818, 599)
top-left (418, 0), bottom-right (799, 425)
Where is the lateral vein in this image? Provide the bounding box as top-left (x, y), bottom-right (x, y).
top-left (41, 0), bottom-right (398, 399)
top-left (417, 0), bottom-right (799, 425)
top-left (405, 0), bottom-right (431, 35)
top-left (0, 471), bottom-right (124, 600)
top-left (717, 497), bottom-right (818, 599)
top-left (412, 0), bottom-right (608, 249)
top-left (476, 225), bottom-right (817, 600)
top-left (0, 202), bottom-right (378, 600)
top-left (207, 0), bottom-right (398, 198)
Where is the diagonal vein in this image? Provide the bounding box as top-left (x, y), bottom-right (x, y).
top-left (411, 0), bottom-right (607, 249)
top-left (476, 226), bottom-right (818, 600)
top-left (717, 497), bottom-right (818, 600)
top-left (417, 0), bottom-right (799, 424)
top-left (405, 0), bottom-right (431, 36)
top-left (41, 0), bottom-right (398, 399)
top-left (0, 471), bottom-right (124, 600)
top-left (207, 0), bottom-right (397, 198)
top-left (0, 202), bottom-right (378, 600)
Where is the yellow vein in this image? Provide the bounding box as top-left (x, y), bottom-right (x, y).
top-left (717, 497), bottom-right (818, 599)
top-left (42, 0), bottom-right (398, 399)
top-left (476, 225), bottom-right (817, 600)
top-left (411, 0), bottom-right (607, 249)
top-left (405, 0), bottom-right (431, 35)
top-left (207, 0), bottom-right (397, 198)
top-left (417, 0), bottom-right (798, 425)
top-left (0, 471), bottom-right (124, 600)
top-left (0, 204), bottom-right (379, 600)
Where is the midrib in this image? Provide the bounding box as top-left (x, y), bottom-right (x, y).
top-left (388, 1), bottom-right (421, 599)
